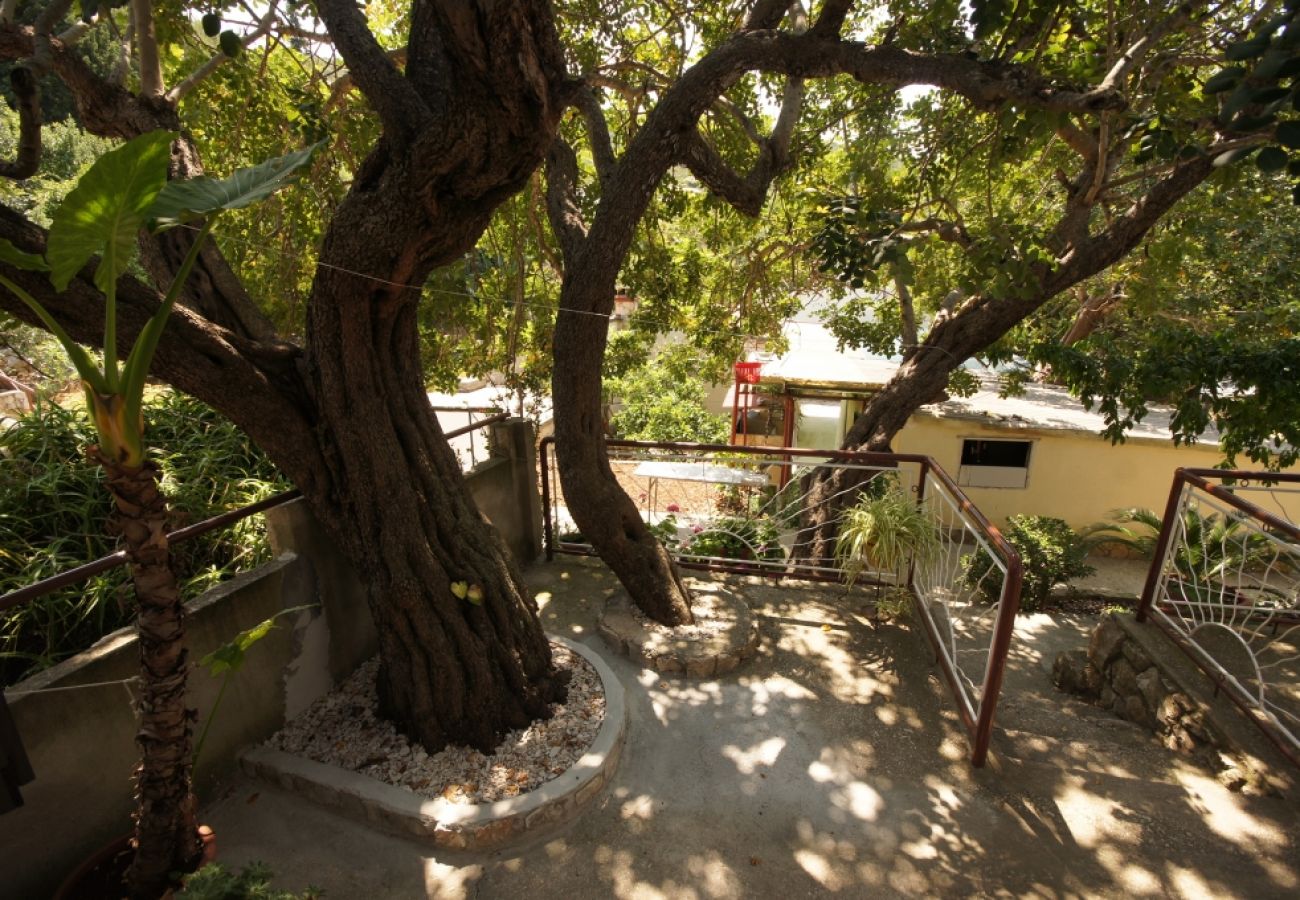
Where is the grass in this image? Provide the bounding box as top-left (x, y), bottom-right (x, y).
top-left (0, 391), bottom-right (290, 684)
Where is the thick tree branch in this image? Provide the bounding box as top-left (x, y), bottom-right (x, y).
top-left (0, 206), bottom-right (316, 478)
top-left (314, 0), bottom-right (430, 143)
top-left (325, 47), bottom-right (406, 111)
top-left (0, 66), bottom-right (40, 179)
top-left (543, 138), bottom-right (588, 263)
top-left (131, 0), bottom-right (164, 98)
top-left (745, 0), bottom-right (797, 31)
top-left (811, 0), bottom-right (854, 38)
top-left (575, 85), bottom-right (615, 185)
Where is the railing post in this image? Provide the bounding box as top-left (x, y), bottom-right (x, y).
top-left (539, 437), bottom-right (555, 561)
top-left (1138, 468), bottom-right (1187, 623)
top-left (972, 553), bottom-right (1023, 767)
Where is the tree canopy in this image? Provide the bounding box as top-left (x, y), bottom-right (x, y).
top-left (1, 0), bottom-right (1298, 746)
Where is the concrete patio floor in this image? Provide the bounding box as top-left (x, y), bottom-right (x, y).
top-left (203, 557), bottom-right (1300, 898)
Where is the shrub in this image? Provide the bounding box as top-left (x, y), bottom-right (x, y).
top-left (966, 515), bottom-right (1093, 612)
top-left (683, 515), bottom-right (784, 562)
top-left (176, 861), bottom-right (321, 899)
top-left (0, 392), bottom-right (290, 683)
top-left (1082, 506), bottom-right (1274, 579)
top-left (834, 488), bottom-right (941, 584)
top-left (607, 347), bottom-right (729, 444)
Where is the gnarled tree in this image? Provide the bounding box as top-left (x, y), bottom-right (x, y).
top-left (0, 0), bottom-right (571, 776)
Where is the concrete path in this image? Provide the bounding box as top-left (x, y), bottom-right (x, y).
top-left (203, 558), bottom-right (1300, 898)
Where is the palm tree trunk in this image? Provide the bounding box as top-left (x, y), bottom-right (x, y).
top-left (92, 450), bottom-right (200, 898)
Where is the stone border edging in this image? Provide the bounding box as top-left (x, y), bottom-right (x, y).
top-left (598, 585), bottom-right (759, 677)
top-left (240, 635), bottom-right (625, 850)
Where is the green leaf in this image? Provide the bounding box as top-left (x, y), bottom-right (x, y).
top-left (1252, 86), bottom-right (1291, 105)
top-left (202, 13), bottom-right (221, 37)
top-left (198, 604), bottom-right (314, 676)
top-left (1226, 36), bottom-right (1270, 61)
top-left (450, 580), bottom-right (468, 599)
top-left (219, 30), bottom-right (242, 58)
top-left (1203, 68), bottom-right (1244, 93)
top-left (0, 239), bottom-right (50, 272)
top-left (466, 584), bottom-right (484, 605)
top-left (1212, 147), bottom-right (1257, 167)
top-left (1277, 120), bottom-right (1300, 148)
top-left (46, 131), bottom-right (175, 293)
top-left (148, 143), bottom-right (320, 230)
top-left (1256, 146), bottom-right (1288, 171)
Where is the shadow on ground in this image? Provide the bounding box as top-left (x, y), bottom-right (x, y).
top-left (204, 557), bottom-right (1300, 898)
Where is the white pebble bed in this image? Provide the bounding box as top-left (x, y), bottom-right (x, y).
top-left (627, 586), bottom-right (733, 640)
top-left (268, 642), bottom-right (604, 804)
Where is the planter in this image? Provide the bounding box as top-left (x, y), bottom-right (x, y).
top-left (54, 825), bottom-right (216, 900)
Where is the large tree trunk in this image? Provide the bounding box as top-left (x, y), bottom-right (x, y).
top-left (93, 452), bottom-right (201, 898)
top-left (302, 246), bottom-right (568, 749)
top-left (551, 272), bottom-right (696, 627)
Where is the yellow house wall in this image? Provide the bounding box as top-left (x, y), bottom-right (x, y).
top-left (891, 414), bottom-right (1300, 530)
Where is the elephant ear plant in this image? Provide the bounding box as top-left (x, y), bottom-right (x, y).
top-left (0, 131), bottom-right (315, 898)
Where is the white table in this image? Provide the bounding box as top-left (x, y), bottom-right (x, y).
top-left (632, 460), bottom-right (769, 514)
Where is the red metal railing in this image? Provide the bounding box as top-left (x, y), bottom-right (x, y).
top-left (538, 436), bottom-right (1022, 766)
top-left (1137, 468), bottom-right (1300, 768)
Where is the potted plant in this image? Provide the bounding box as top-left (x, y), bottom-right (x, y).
top-left (834, 487), bottom-right (941, 586)
top-left (0, 131), bottom-right (314, 897)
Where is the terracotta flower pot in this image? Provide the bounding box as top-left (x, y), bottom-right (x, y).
top-left (53, 825), bottom-right (216, 900)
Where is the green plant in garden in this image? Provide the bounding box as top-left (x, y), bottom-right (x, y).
top-left (0, 131), bottom-right (313, 898)
top-left (1082, 506), bottom-right (1275, 580)
top-left (683, 515), bottom-right (784, 563)
top-left (967, 515), bottom-right (1093, 612)
top-left (0, 392), bottom-right (289, 684)
top-left (607, 345), bottom-right (730, 444)
top-left (175, 861), bottom-right (322, 900)
top-left (835, 488), bottom-right (941, 585)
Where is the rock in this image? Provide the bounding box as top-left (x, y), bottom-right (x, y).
top-left (1123, 694), bottom-right (1153, 728)
top-left (1052, 650), bottom-right (1097, 698)
top-left (1111, 658), bottom-right (1140, 697)
top-left (1136, 667), bottom-right (1167, 714)
top-left (1089, 616), bottom-right (1127, 668)
top-left (1121, 639), bottom-right (1154, 673)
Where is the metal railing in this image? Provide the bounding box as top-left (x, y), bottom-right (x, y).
top-left (1137, 468), bottom-right (1300, 768)
top-left (0, 414), bottom-right (510, 616)
top-left (430, 406), bottom-right (508, 469)
top-left (538, 437), bottom-right (1022, 765)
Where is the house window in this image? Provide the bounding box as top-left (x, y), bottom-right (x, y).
top-left (958, 439), bottom-right (1032, 489)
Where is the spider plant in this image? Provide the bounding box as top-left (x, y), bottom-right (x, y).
top-left (834, 487), bottom-right (941, 585)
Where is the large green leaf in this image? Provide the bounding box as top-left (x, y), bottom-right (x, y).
top-left (148, 143), bottom-right (321, 230)
top-left (0, 239), bottom-right (50, 272)
top-left (45, 131), bottom-right (175, 293)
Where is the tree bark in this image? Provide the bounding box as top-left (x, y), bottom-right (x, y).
top-left (551, 272), bottom-right (695, 626)
top-left (92, 451), bottom-right (200, 898)
top-left (0, 1), bottom-right (573, 754)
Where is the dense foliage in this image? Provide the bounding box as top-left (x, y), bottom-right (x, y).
top-left (607, 345), bottom-right (730, 444)
top-left (0, 392), bottom-right (289, 683)
top-left (967, 514), bottom-right (1093, 612)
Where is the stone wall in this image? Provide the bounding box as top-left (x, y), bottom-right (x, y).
top-left (1051, 613), bottom-right (1298, 798)
top-left (1054, 615), bottom-right (1216, 756)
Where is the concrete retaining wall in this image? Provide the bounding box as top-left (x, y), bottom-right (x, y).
top-left (0, 417), bottom-right (544, 897)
